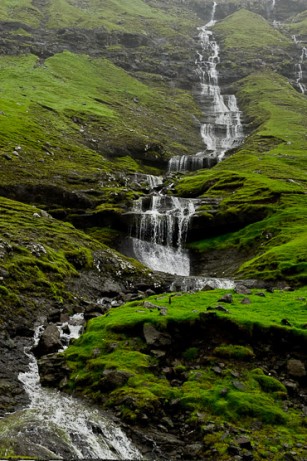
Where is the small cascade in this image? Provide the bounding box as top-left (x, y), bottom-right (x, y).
top-left (128, 195), bottom-right (197, 275)
top-left (169, 2), bottom-right (244, 173)
top-left (170, 276), bottom-right (235, 292)
top-left (16, 317), bottom-right (142, 459)
top-left (131, 173), bottom-right (163, 190)
top-left (292, 35), bottom-right (307, 94)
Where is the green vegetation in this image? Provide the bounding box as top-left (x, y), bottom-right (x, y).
top-left (0, 195), bottom-right (150, 324)
top-left (213, 9), bottom-right (293, 77)
top-left (213, 344), bottom-right (255, 360)
top-left (0, 0), bottom-right (198, 34)
top-left (214, 9), bottom-right (291, 49)
top-left (286, 10), bottom-right (307, 35)
top-left (64, 287), bottom-right (307, 458)
top-left (0, 51), bottom-right (202, 191)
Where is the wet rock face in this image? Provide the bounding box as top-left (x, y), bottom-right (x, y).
top-left (287, 359), bottom-right (306, 378)
top-left (33, 324), bottom-right (62, 358)
top-left (99, 370), bottom-right (132, 392)
top-left (0, 333), bottom-right (31, 416)
top-left (38, 353), bottom-right (70, 387)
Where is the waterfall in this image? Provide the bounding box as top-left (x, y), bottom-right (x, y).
top-left (131, 173), bottom-right (163, 190)
top-left (292, 36), bottom-right (307, 94)
top-left (169, 2), bottom-right (244, 173)
top-left (125, 4), bottom-right (245, 277)
top-left (129, 195), bottom-right (196, 275)
top-left (15, 317), bottom-right (142, 459)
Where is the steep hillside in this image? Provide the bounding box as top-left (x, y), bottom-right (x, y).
top-left (0, 0), bottom-right (306, 459)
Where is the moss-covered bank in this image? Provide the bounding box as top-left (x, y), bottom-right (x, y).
top-left (62, 287), bottom-right (307, 459)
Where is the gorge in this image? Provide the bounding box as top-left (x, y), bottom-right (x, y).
top-left (0, 0), bottom-right (306, 460)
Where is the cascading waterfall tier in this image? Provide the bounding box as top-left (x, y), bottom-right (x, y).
top-left (292, 35), bottom-right (307, 94)
top-left (128, 194), bottom-right (196, 276)
top-left (169, 2), bottom-right (244, 173)
top-left (16, 318), bottom-right (142, 459)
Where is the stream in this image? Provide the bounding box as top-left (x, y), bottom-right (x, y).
top-left (3, 317), bottom-right (142, 459)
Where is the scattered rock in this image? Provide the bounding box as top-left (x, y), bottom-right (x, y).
top-left (228, 445), bottom-right (240, 456)
top-left (151, 349), bottom-right (166, 358)
top-left (38, 353), bottom-right (70, 387)
top-left (287, 359), bottom-right (306, 378)
top-left (232, 380), bottom-right (245, 391)
top-left (143, 323), bottom-right (171, 347)
top-left (144, 301), bottom-right (161, 310)
top-left (218, 294), bottom-right (233, 303)
top-left (281, 318), bottom-right (292, 326)
top-left (215, 305), bottom-right (229, 312)
top-left (234, 285), bottom-right (251, 295)
top-left (201, 284), bottom-right (214, 291)
top-left (212, 366), bottom-right (222, 375)
top-left (161, 416), bottom-right (174, 428)
top-left (99, 369), bottom-right (132, 392)
top-left (255, 292), bottom-right (265, 297)
top-left (236, 436), bottom-right (253, 450)
top-left (241, 297), bottom-right (251, 304)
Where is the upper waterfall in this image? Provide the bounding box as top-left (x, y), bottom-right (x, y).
top-left (169, 2), bottom-right (244, 173)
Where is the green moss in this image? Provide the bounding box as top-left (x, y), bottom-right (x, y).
top-left (213, 344), bottom-right (255, 360)
top-left (63, 287), bottom-right (307, 434)
top-left (250, 369), bottom-right (287, 394)
top-left (183, 346), bottom-right (199, 361)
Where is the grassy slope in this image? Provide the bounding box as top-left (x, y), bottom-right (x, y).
top-left (0, 0), bottom-right (196, 34)
top-left (0, 51), bottom-right (202, 188)
top-left (63, 288), bottom-right (307, 460)
top-left (286, 10), bottom-right (307, 36)
top-left (214, 9), bottom-right (291, 49)
top-left (0, 195), bottom-right (152, 329)
top-left (213, 9), bottom-right (293, 78)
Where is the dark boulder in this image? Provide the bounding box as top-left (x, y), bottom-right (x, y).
top-left (99, 369), bottom-right (132, 392)
top-left (287, 359), bottom-right (306, 378)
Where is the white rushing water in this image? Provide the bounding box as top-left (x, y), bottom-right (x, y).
top-left (131, 173), bottom-right (163, 190)
top-left (292, 35), bottom-right (307, 94)
top-left (169, 2), bottom-right (244, 172)
top-left (170, 276), bottom-right (235, 292)
top-left (18, 318), bottom-right (142, 459)
top-left (130, 195), bottom-right (196, 275)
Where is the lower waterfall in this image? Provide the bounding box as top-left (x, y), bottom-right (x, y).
top-left (129, 195), bottom-right (197, 276)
